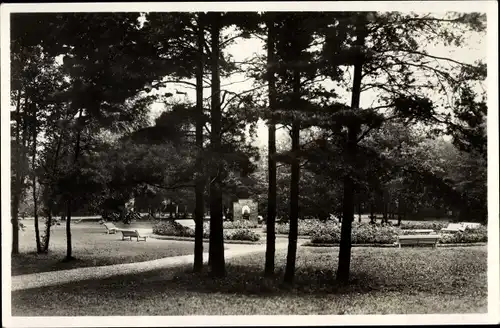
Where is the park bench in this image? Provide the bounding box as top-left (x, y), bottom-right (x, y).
top-left (103, 222), bottom-right (119, 234)
top-left (121, 229), bottom-right (147, 242)
top-left (397, 234), bottom-right (441, 248)
top-left (441, 223), bottom-right (465, 233)
top-left (460, 222), bottom-right (481, 230)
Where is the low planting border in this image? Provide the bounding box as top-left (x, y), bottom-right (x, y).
top-left (303, 242), bottom-right (487, 248)
top-left (149, 234), bottom-right (264, 245)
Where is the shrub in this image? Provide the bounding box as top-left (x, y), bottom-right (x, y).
top-left (439, 226), bottom-right (487, 244)
top-left (310, 223), bottom-right (398, 244)
top-left (265, 219), bottom-right (339, 236)
top-left (399, 221), bottom-right (447, 230)
top-left (224, 229), bottom-right (260, 242)
top-left (223, 220), bottom-right (260, 230)
top-left (152, 221), bottom-right (196, 237)
top-left (153, 221), bottom-right (260, 242)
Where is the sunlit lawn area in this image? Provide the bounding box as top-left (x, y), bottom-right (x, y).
top-left (12, 220), bottom-right (206, 276)
top-left (11, 245), bottom-right (487, 315)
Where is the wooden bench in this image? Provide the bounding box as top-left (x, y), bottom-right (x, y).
top-left (397, 234), bottom-right (440, 248)
top-left (459, 222), bottom-right (481, 230)
top-left (103, 222), bottom-right (119, 234)
top-left (121, 229), bottom-right (147, 242)
top-left (441, 223), bottom-right (465, 233)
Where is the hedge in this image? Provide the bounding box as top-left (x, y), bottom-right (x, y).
top-left (152, 220), bottom-right (202, 238)
top-left (439, 227), bottom-right (487, 244)
top-left (224, 229), bottom-right (260, 242)
top-left (223, 220), bottom-right (260, 230)
top-left (399, 221), bottom-right (447, 230)
top-left (152, 221), bottom-right (260, 242)
top-left (263, 219), bottom-right (339, 236)
top-left (309, 223), bottom-right (487, 245)
top-left (311, 223), bottom-right (399, 244)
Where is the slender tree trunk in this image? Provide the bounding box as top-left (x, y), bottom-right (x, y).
top-left (397, 197), bottom-right (403, 226)
top-left (193, 14), bottom-right (205, 273)
top-left (42, 210), bottom-right (52, 253)
top-left (42, 131), bottom-right (64, 253)
top-left (33, 171), bottom-right (42, 253)
top-left (64, 109), bottom-right (83, 262)
top-left (389, 201), bottom-right (395, 221)
top-left (284, 69), bottom-right (301, 284)
top-left (31, 104), bottom-right (42, 253)
top-left (369, 200), bottom-right (376, 224)
top-left (265, 17), bottom-right (277, 277)
top-left (337, 17), bottom-right (366, 283)
top-left (358, 201), bottom-right (362, 223)
top-left (12, 90), bottom-right (23, 255)
top-left (12, 191), bottom-right (20, 255)
top-left (382, 194), bottom-right (388, 224)
top-left (208, 14), bottom-right (225, 277)
top-left (65, 202), bottom-right (74, 260)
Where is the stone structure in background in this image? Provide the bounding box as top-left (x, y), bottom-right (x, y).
top-left (233, 199), bottom-right (258, 222)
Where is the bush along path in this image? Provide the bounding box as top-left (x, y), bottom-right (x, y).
top-left (309, 225), bottom-right (487, 245)
top-left (153, 220), bottom-right (261, 241)
top-left (11, 239), bottom-right (292, 292)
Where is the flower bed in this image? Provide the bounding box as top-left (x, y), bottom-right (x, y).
top-left (152, 221), bottom-right (260, 242)
top-left (224, 229), bottom-right (260, 242)
top-left (439, 227), bottom-right (487, 244)
top-left (310, 223), bottom-right (399, 245)
top-left (223, 220), bottom-right (260, 230)
top-left (263, 219), bottom-right (338, 236)
top-left (399, 221), bottom-right (447, 230)
top-left (307, 222), bottom-right (487, 245)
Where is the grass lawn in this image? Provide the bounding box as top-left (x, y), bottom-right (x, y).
top-left (11, 245), bottom-right (487, 315)
top-left (12, 221), bottom-right (207, 276)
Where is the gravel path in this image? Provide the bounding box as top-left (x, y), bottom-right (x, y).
top-left (11, 240), bottom-right (295, 291)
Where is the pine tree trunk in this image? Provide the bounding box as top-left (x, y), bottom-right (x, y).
top-left (64, 110), bottom-right (83, 262)
top-left (208, 14), bottom-right (225, 277)
top-left (193, 13), bottom-right (205, 273)
top-left (337, 17), bottom-right (366, 283)
top-left (12, 191), bottom-right (20, 255)
top-left (31, 105), bottom-right (42, 253)
top-left (369, 199), bottom-right (376, 224)
top-left (337, 173), bottom-right (354, 282)
top-left (65, 203), bottom-right (74, 261)
top-left (284, 68), bottom-right (301, 284)
top-left (43, 132), bottom-right (63, 253)
top-left (33, 173), bottom-right (42, 253)
top-left (397, 197), bottom-right (403, 226)
top-left (382, 195), bottom-right (388, 224)
top-left (284, 121), bottom-right (300, 284)
top-left (265, 17), bottom-right (277, 277)
top-left (12, 91), bottom-right (23, 255)
top-left (358, 201), bottom-right (362, 223)
top-left (42, 208), bottom-right (52, 253)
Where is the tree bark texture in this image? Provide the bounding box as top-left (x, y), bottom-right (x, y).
top-left (284, 68), bottom-right (301, 284)
top-left (265, 17), bottom-right (277, 277)
top-left (193, 13), bottom-right (205, 273)
top-left (337, 16), bottom-right (366, 283)
top-left (208, 14), bottom-right (225, 277)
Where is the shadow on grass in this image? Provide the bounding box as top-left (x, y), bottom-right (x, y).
top-left (12, 252), bottom-right (87, 275)
top-left (13, 246), bottom-right (487, 299)
top-left (10, 246), bottom-right (488, 316)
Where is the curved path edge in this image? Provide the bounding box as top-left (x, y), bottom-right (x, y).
top-left (11, 241), bottom-right (290, 292)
